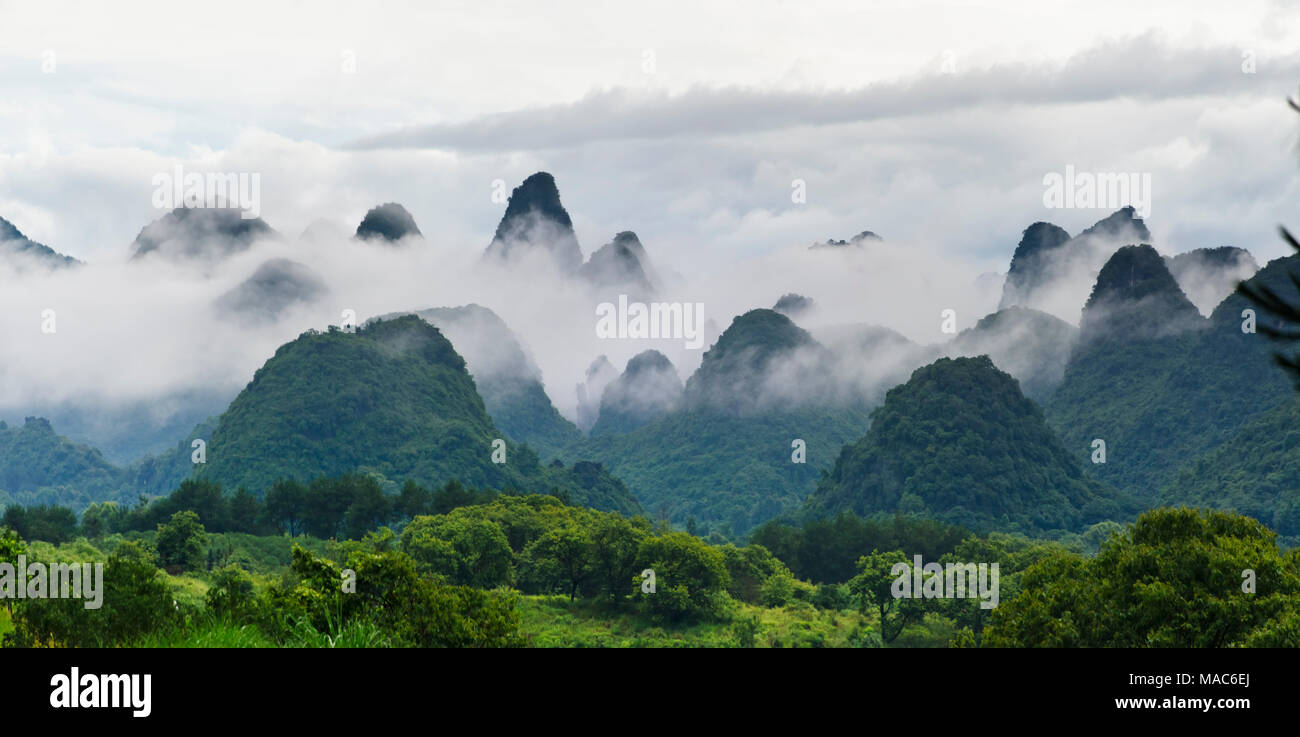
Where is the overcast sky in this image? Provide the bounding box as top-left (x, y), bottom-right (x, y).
top-left (3, 0), bottom-right (1300, 273)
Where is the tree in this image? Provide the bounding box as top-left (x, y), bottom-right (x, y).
top-left (161, 479), bottom-right (230, 532)
top-left (229, 488), bottom-right (262, 534)
top-left (342, 476), bottom-right (392, 540)
top-left (271, 546), bottom-right (522, 647)
top-left (1, 505), bottom-right (77, 544)
top-left (523, 524), bottom-right (592, 601)
top-left (156, 510), bottom-right (208, 572)
top-left (264, 479), bottom-right (308, 536)
top-left (206, 564), bottom-right (257, 617)
top-left (720, 543), bottom-right (792, 604)
top-left (400, 513), bottom-right (513, 588)
top-left (849, 549), bottom-right (927, 643)
top-left (79, 502), bottom-right (119, 539)
top-left (397, 479), bottom-right (433, 519)
top-left (303, 475), bottom-right (356, 539)
top-left (587, 515), bottom-right (647, 602)
top-left (635, 532), bottom-right (730, 621)
top-left (983, 508), bottom-right (1300, 647)
top-left (0, 527), bottom-right (24, 619)
top-left (8, 541), bottom-right (177, 647)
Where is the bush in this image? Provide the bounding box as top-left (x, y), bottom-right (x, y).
top-left (635, 532), bottom-right (730, 621)
top-left (7, 541), bottom-right (179, 647)
top-left (157, 510), bottom-right (208, 572)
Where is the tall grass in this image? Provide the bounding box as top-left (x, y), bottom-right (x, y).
top-left (131, 612), bottom-right (395, 648)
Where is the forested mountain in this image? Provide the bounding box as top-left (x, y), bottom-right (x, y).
top-left (195, 314), bottom-right (638, 513)
top-left (378, 305), bottom-right (584, 461)
top-left (1160, 397), bottom-right (1300, 538)
top-left (590, 350), bottom-right (683, 436)
top-left (1165, 246), bottom-right (1258, 314)
top-left (682, 309), bottom-right (836, 413)
top-left (946, 306), bottom-right (1077, 402)
top-left (997, 207), bottom-right (1150, 317)
top-left (4, 187), bottom-right (1297, 550)
top-left (0, 417), bottom-right (126, 510)
top-left (578, 231), bottom-right (656, 297)
top-left (590, 309), bottom-right (873, 535)
top-left (128, 416), bottom-right (220, 499)
top-left (1, 388), bottom-right (234, 468)
top-left (804, 356), bottom-right (1130, 533)
top-left (772, 293), bottom-right (815, 318)
top-left (575, 355), bottom-right (619, 432)
top-left (1045, 249), bottom-right (1297, 500)
top-left (998, 221), bottom-right (1072, 310)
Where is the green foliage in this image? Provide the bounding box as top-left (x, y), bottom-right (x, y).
top-left (205, 564), bottom-right (256, 617)
top-left (402, 513), bottom-right (513, 588)
top-left (587, 309), bottom-right (874, 535)
top-left (1161, 398), bottom-right (1300, 539)
top-left (750, 512), bottom-right (970, 584)
top-left (129, 416), bottom-right (219, 499)
top-left (0, 417), bottom-right (125, 513)
top-left (521, 524), bottom-right (592, 601)
top-left (1046, 254), bottom-right (1300, 501)
top-left (515, 595), bottom-right (872, 648)
top-left (983, 508), bottom-right (1300, 647)
top-left (849, 550), bottom-right (923, 643)
top-left (719, 543), bottom-right (790, 604)
top-left (593, 405), bottom-right (871, 536)
top-left (807, 356), bottom-right (1128, 533)
top-left (7, 541), bottom-right (179, 648)
top-left (265, 546), bottom-right (523, 647)
top-left (195, 316), bottom-right (639, 514)
top-left (1, 504), bottom-right (78, 544)
top-left (156, 510), bottom-right (207, 571)
top-left (635, 532), bottom-right (730, 621)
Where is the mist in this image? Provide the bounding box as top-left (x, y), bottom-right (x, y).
top-left (0, 193), bottom-right (1264, 462)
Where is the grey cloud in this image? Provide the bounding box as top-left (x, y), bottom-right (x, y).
top-left (348, 36), bottom-right (1300, 153)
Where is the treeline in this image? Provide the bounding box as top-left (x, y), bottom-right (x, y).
top-left (1, 528), bottom-right (520, 649)
top-left (1, 475), bottom-right (498, 544)
top-left (750, 513), bottom-right (973, 583)
top-left (396, 494), bottom-right (795, 621)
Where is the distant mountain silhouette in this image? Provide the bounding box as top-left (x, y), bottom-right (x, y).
top-left (575, 355), bottom-right (619, 432)
top-left (1077, 244), bottom-right (1204, 344)
top-left (355, 202), bottom-right (422, 242)
top-left (998, 207), bottom-right (1151, 317)
top-left (483, 172), bottom-right (582, 272)
top-left (578, 231), bottom-right (655, 297)
top-left (591, 350), bottom-right (683, 436)
top-left (377, 304), bottom-right (583, 460)
top-left (810, 230), bottom-right (881, 249)
top-left (130, 207), bottom-right (277, 262)
top-left (0, 216), bottom-right (79, 270)
top-left (215, 258), bottom-right (328, 321)
top-left (1165, 246), bottom-right (1258, 315)
top-left (772, 293), bottom-right (815, 318)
